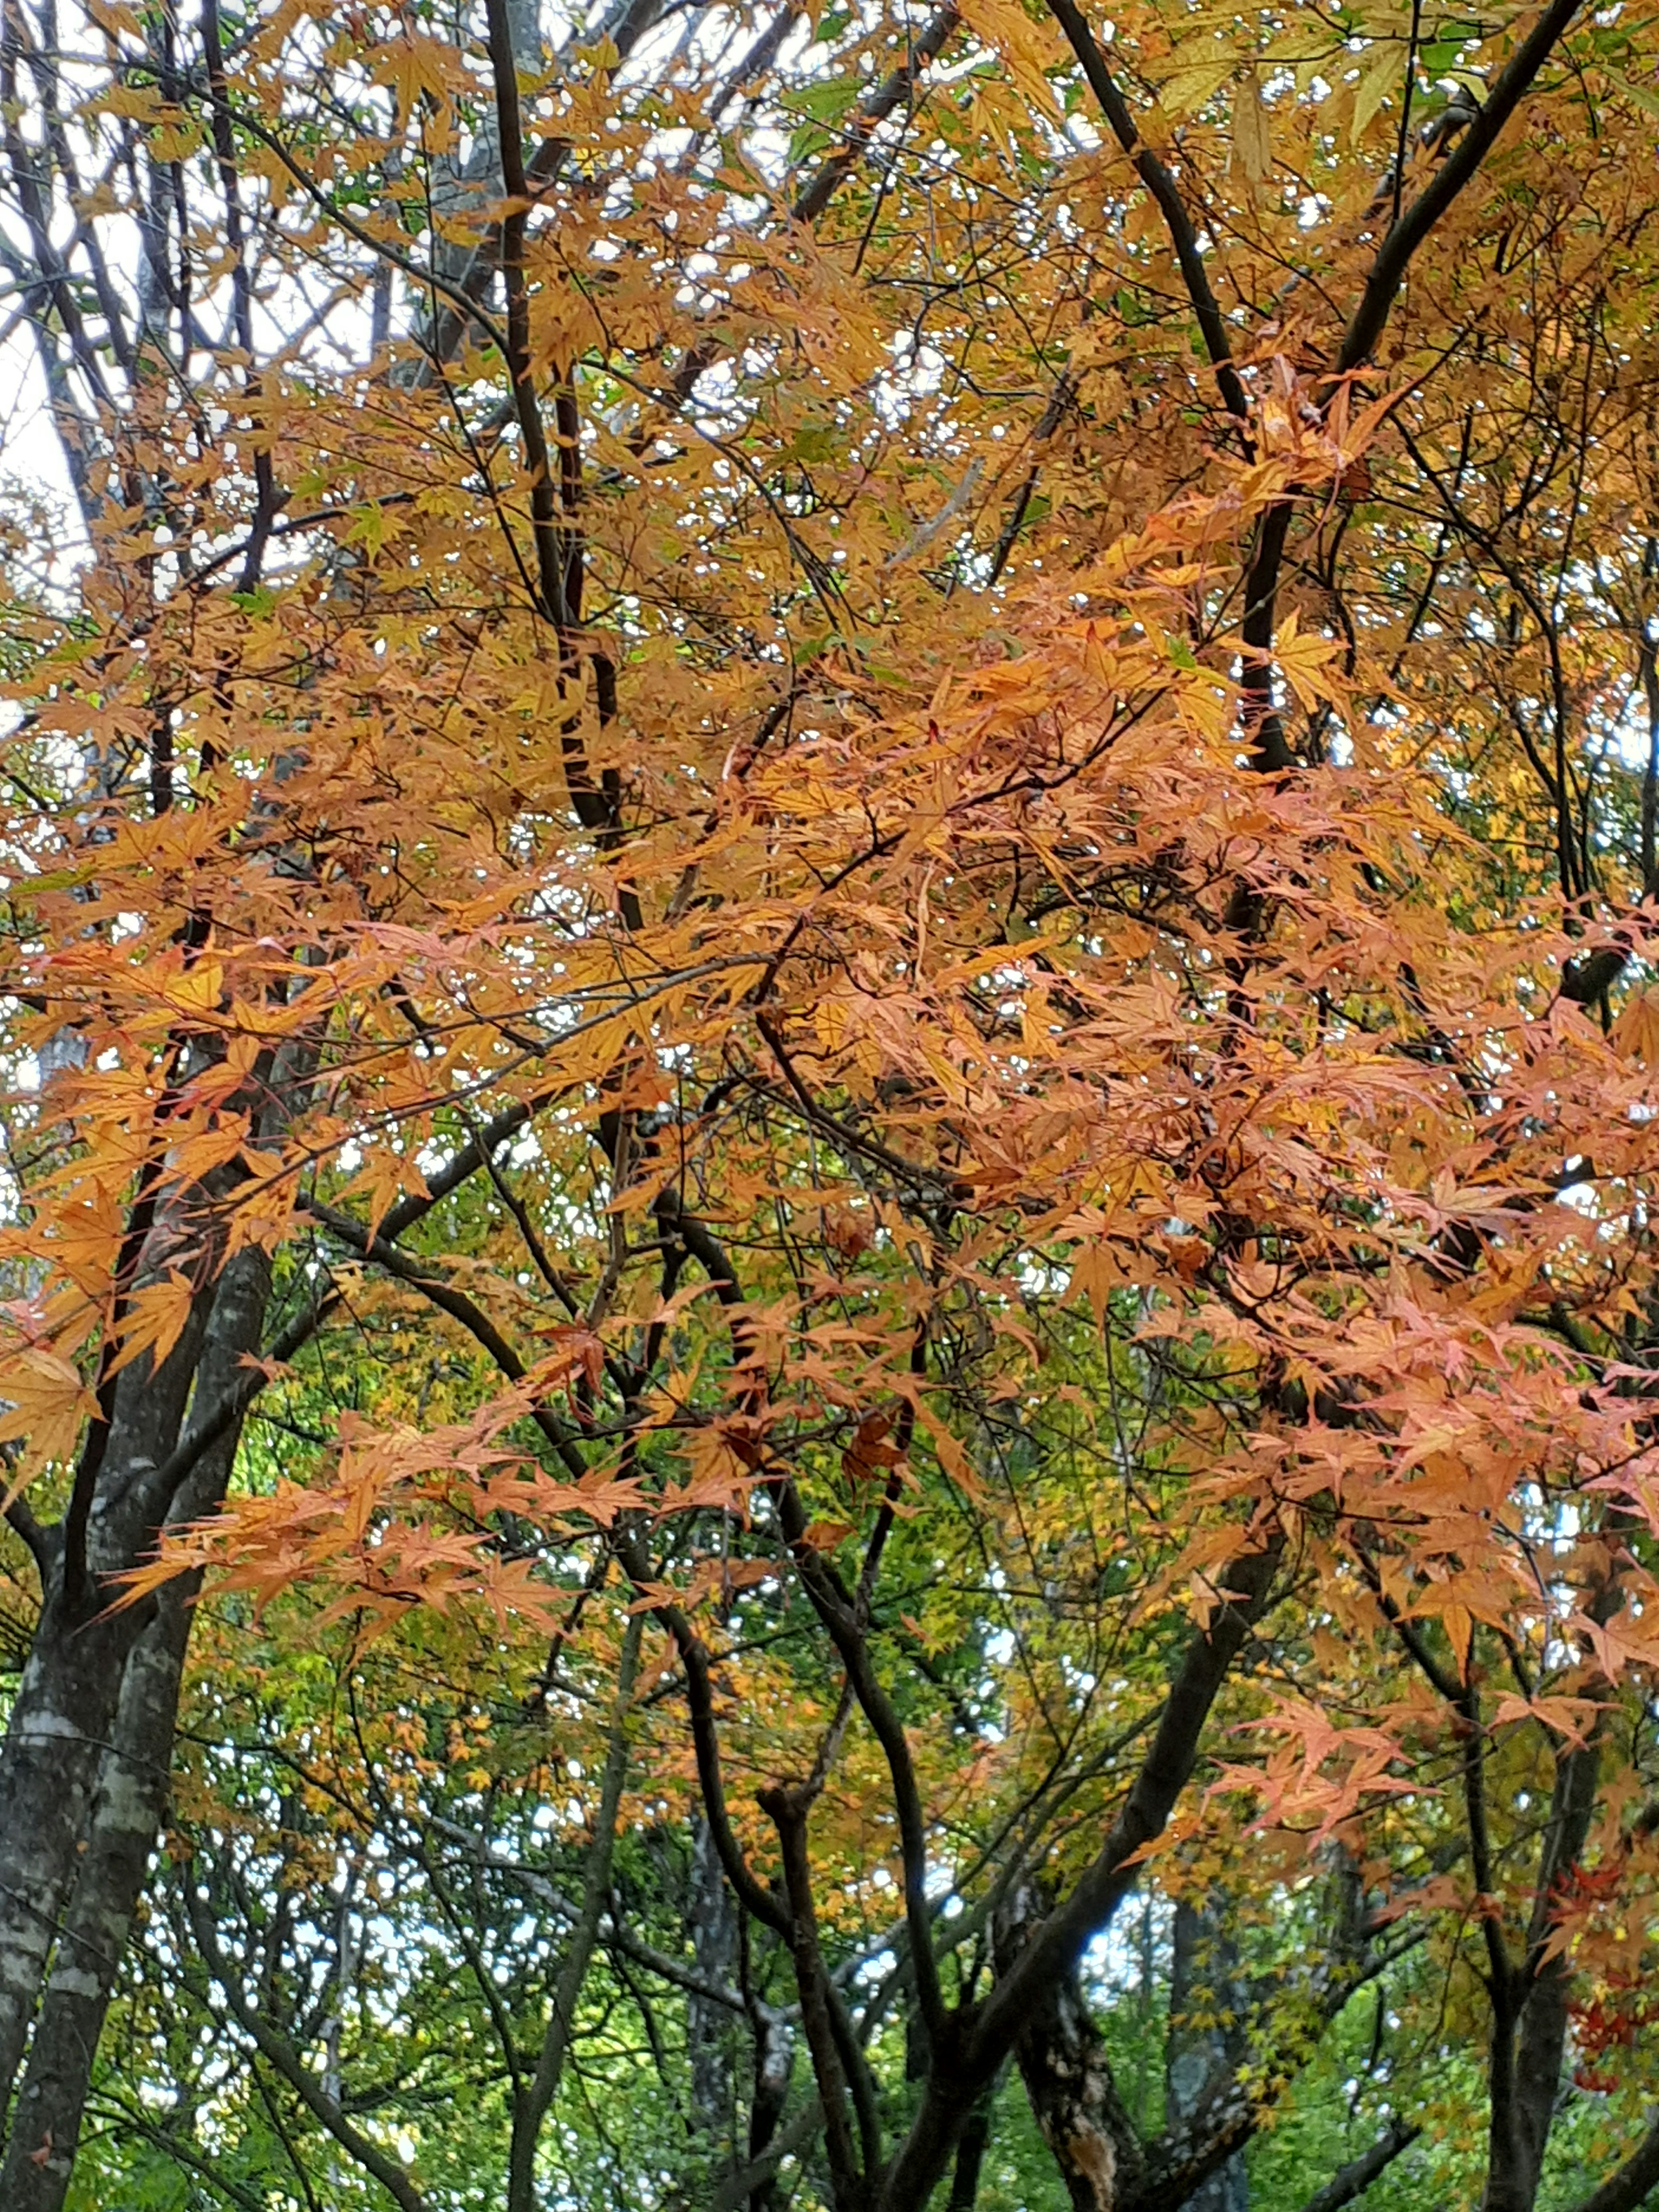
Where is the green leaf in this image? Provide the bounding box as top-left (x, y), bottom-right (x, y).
top-left (789, 76), bottom-right (863, 121)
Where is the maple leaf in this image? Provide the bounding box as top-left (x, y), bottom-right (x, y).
top-left (0, 1342), bottom-right (99, 1480)
top-left (3, 0), bottom-right (1656, 2197)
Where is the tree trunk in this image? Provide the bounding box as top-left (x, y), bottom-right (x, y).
top-left (689, 1815), bottom-right (739, 2155)
top-left (946, 2082), bottom-right (997, 2211)
top-left (1166, 1898), bottom-right (1249, 2212)
top-left (0, 1587), bottom-right (139, 2128)
top-left (746, 1999), bottom-right (794, 2212)
top-left (1481, 1730), bottom-right (1602, 2210)
top-left (0, 1586), bottom-right (194, 2206)
top-left (0, 1240), bottom-right (273, 2187)
top-left (994, 1876), bottom-right (1144, 2212)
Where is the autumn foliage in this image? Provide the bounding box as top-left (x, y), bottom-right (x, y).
top-left (3, 0), bottom-right (1659, 2203)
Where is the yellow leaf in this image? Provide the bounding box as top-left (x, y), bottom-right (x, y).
top-left (0, 1344), bottom-right (97, 1478)
top-left (1160, 55), bottom-right (1236, 119)
top-left (1233, 67), bottom-right (1271, 188)
top-left (107, 1274), bottom-right (197, 1379)
top-left (340, 1149), bottom-right (432, 1242)
top-left (1274, 610), bottom-right (1344, 711)
top-left (958, 0), bottom-right (1061, 116)
top-left (162, 960), bottom-right (226, 1017)
top-left (1351, 45), bottom-right (1399, 144)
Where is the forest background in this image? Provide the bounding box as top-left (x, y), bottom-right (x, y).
top-left (2, 0), bottom-right (1659, 2203)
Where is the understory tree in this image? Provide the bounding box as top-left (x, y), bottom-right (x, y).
top-left (3, 0), bottom-right (1659, 2202)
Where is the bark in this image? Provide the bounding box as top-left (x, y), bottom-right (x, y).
top-left (0, 1239), bottom-right (238, 2117)
top-left (758, 1781), bottom-right (865, 2210)
top-left (0, 1582), bottom-right (139, 2127)
top-left (1481, 1694), bottom-right (1604, 2209)
top-left (1505, 1739), bottom-right (1601, 2202)
top-left (410, 0), bottom-right (671, 378)
top-left (993, 1877), bottom-right (1143, 2211)
top-left (745, 2007), bottom-right (795, 2212)
top-left (707, 2086), bottom-right (811, 2212)
top-left (1166, 1899), bottom-right (1249, 2212)
top-left (688, 1814), bottom-right (739, 2153)
top-left (0, 1242), bottom-right (272, 2197)
top-left (945, 2081), bottom-right (997, 2212)
top-left (0, 1023), bottom-right (531, 2196)
top-left (1136, 2090), bottom-right (1260, 2212)
top-left (873, 1539), bottom-right (1281, 2212)
top-left (425, 0), bottom-right (543, 289)
top-left (983, 1802), bottom-right (1384, 2212)
top-left (0, 1590), bottom-right (194, 2206)
top-left (1567, 2111), bottom-right (1659, 2212)
top-left (987, 1874), bottom-right (1367, 2212)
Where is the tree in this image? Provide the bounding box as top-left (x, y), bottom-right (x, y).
top-left (4, 0), bottom-right (1659, 2202)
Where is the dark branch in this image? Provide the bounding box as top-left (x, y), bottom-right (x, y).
top-left (1336, 0), bottom-right (1583, 373)
top-left (1042, 0), bottom-right (1249, 426)
top-left (1297, 2120), bottom-right (1422, 2212)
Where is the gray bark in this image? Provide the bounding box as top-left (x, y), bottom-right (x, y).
top-left (0, 1589), bottom-right (194, 2206)
top-left (0, 1236), bottom-right (221, 2117)
top-left (1166, 1899), bottom-right (1249, 2212)
top-left (427, 0), bottom-right (543, 287)
top-left (0, 1585), bottom-right (137, 2125)
top-left (689, 1814), bottom-right (739, 2152)
top-left (994, 1876), bottom-right (1143, 2212)
top-left (744, 1992), bottom-right (794, 2212)
top-left (0, 1243), bottom-right (273, 2202)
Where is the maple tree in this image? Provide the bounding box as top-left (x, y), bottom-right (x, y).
top-left (3, 0), bottom-right (1659, 2202)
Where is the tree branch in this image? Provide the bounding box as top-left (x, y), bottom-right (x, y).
top-left (183, 1881), bottom-right (429, 2212)
top-left (1296, 2120), bottom-right (1422, 2212)
top-left (758, 1782), bottom-right (866, 2206)
top-left (874, 1538), bottom-right (1281, 2210)
top-left (791, 3), bottom-right (959, 223)
top-left (1336, 0), bottom-right (1583, 373)
top-left (300, 1197), bottom-right (587, 1477)
top-left (482, 0), bottom-right (569, 629)
top-left (505, 1614), bottom-right (641, 2212)
top-left (1041, 0), bottom-right (1249, 426)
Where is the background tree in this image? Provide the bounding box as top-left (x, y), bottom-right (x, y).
top-left (3, 0), bottom-right (1659, 2203)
